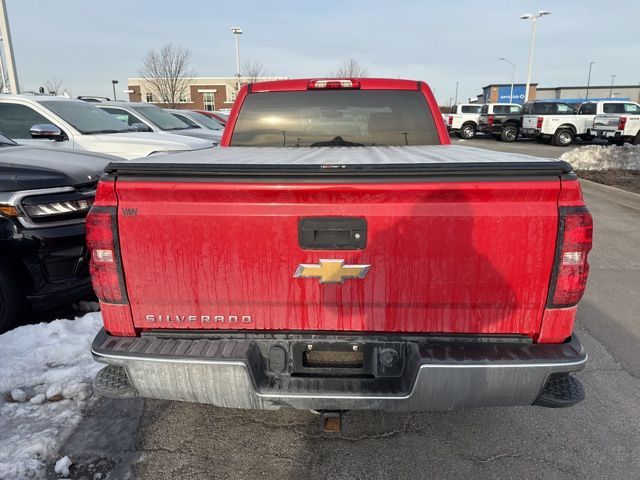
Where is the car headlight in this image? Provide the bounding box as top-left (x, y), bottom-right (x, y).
top-left (23, 199), bottom-right (93, 218)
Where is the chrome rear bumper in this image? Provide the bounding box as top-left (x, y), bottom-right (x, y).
top-left (92, 330), bottom-right (586, 411)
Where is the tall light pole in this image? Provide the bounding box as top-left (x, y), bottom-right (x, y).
top-left (608, 74), bottom-right (616, 99)
top-left (0, 51), bottom-right (6, 93)
top-left (520, 10), bottom-right (551, 102)
top-left (499, 57), bottom-right (515, 102)
top-left (0, 0), bottom-right (19, 94)
top-left (230, 27), bottom-right (243, 93)
top-left (454, 81), bottom-right (459, 105)
top-left (585, 61), bottom-right (595, 101)
top-left (111, 80), bottom-right (118, 101)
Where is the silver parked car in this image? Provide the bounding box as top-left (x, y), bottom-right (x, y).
top-left (165, 109), bottom-right (225, 132)
top-left (96, 101), bottom-right (221, 145)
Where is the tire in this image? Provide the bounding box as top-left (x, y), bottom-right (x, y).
top-left (500, 125), bottom-right (518, 142)
top-left (552, 128), bottom-right (575, 147)
top-left (633, 131), bottom-right (640, 145)
top-left (458, 124), bottom-right (476, 140)
top-left (0, 260), bottom-right (26, 333)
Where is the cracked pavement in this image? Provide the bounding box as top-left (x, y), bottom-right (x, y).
top-left (55, 140), bottom-right (640, 479)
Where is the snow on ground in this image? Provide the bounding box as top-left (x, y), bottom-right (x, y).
top-left (561, 144), bottom-right (640, 171)
top-left (0, 313), bottom-right (103, 479)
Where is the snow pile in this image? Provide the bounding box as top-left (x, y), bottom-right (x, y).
top-left (561, 144), bottom-right (640, 171)
top-left (0, 313), bottom-right (103, 479)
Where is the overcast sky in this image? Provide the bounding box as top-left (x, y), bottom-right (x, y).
top-left (6, 0), bottom-right (640, 102)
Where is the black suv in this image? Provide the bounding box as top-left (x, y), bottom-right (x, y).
top-left (0, 132), bottom-right (112, 332)
top-left (477, 103), bottom-right (523, 142)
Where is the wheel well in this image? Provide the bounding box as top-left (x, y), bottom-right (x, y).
top-left (461, 121), bottom-right (477, 128)
top-left (557, 124), bottom-right (577, 134)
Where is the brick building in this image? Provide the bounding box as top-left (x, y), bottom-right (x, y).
top-left (127, 76), bottom-right (287, 111)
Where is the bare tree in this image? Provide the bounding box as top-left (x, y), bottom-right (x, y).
top-left (138, 44), bottom-right (195, 108)
top-left (241, 60), bottom-right (266, 83)
top-left (331, 58), bottom-right (368, 78)
top-left (43, 78), bottom-right (64, 95)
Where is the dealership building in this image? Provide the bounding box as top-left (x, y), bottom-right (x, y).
top-left (127, 76), bottom-right (287, 111)
top-left (477, 83), bottom-right (640, 105)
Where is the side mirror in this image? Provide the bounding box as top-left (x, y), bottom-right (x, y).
top-left (131, 122), bottom-right (152, 132)
top-left (30, 124), bottom-right (65, 141)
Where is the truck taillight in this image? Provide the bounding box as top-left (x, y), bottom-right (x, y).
top-left (448, 115), bottom-right (453, 126)
top-left (86, 203), bottom-right (128, 304)
top-left (487, 115), bottom-right (494, 126)
top-left (547, 207), bottom-right (593, 308)
top-left (537, 117), bottom-right (544, 129)
top-left (618, 116), bottom-right (627, 130)
top-left (307, 79), bottom-right (361, 90)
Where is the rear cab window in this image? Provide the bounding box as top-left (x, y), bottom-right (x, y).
top-left (603, 103), bottom-right (626, 114)
top-left (578, 103), bottom-right (596, 115)
top-left (230, 90), bottom-right (440, 147)
top-left (460, 105), bottom-right (481, 114)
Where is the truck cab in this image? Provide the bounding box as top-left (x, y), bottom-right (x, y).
top-left (477, 103), bottom-right (523, 142)
top-left (446, 103), bottom-right (482, 139)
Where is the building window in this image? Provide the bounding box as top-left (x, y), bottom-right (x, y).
top-left (179, 92), bottom-right (191, 103)
top-left (145, 92), bottom-right (153, 103)
top-left (203, 92), bottom-right (215, 111)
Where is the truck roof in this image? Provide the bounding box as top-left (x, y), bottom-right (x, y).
top-left (105, 145), bottom-right (572, 176)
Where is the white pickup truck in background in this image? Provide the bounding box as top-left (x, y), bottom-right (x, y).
top-left (520, 101), bottom-right (596, 146)
top-left (446, 104), bottom-right (483, 139)
top-left (592, 102), bottom-right (640, 145)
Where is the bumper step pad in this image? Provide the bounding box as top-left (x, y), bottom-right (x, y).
top-left (94, 365), bottom-right (138, 398)
top-left (534, 374), bottom-right (584, 408)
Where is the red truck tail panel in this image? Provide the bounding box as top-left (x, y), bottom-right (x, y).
top-left (114, 180), bottom-right (560, 337)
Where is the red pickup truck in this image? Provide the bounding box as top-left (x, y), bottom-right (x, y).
top-left (89, 79), bottom-right (592, 424)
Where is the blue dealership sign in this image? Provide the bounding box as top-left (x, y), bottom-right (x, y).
top-left (498, 85), bottom-right (526, 104)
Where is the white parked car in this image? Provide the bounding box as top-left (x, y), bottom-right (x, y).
top-left (446, 104), bottom-right (483, 139)
top-left (592, 102), bottom-right (640, 145)
top-left (0, 95), bottom-right (213, 160)
top-left (96, 102), bottom-right (221, 144)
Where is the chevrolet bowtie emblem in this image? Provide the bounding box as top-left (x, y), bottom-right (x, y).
top-left (294, 259), bottom-right (370, 284)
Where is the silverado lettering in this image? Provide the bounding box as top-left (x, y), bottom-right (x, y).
top-left (144, 315), bottom-right (253, 324)
top-left (89, 78), bottom-right (592, 420)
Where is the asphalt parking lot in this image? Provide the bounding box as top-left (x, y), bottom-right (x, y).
top-left (56, 138), bottom-right (640, 480)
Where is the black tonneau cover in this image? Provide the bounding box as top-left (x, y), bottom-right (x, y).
top-left (106, 145), bottom-right (573, 177)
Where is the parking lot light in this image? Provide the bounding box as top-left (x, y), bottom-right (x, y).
top-left (111, 79), bottom-right (119, 101)
top-left (230, 27), bottom-right (243, 93)
top-left (521, 10), bottom-right (551, 102)
top-left (586, 62), bottom-right (596, 101)
top-left (499, 58), bottom-right (515, 103)
top-left (609, 74), bottom-right (617, 99)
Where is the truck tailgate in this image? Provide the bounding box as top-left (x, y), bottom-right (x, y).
top-left (115, 178), bottom-right (561, 336)
top-left (522, 115), bottom-right (540, 129)
top-left (593, 115), bottom-right (620, 131)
